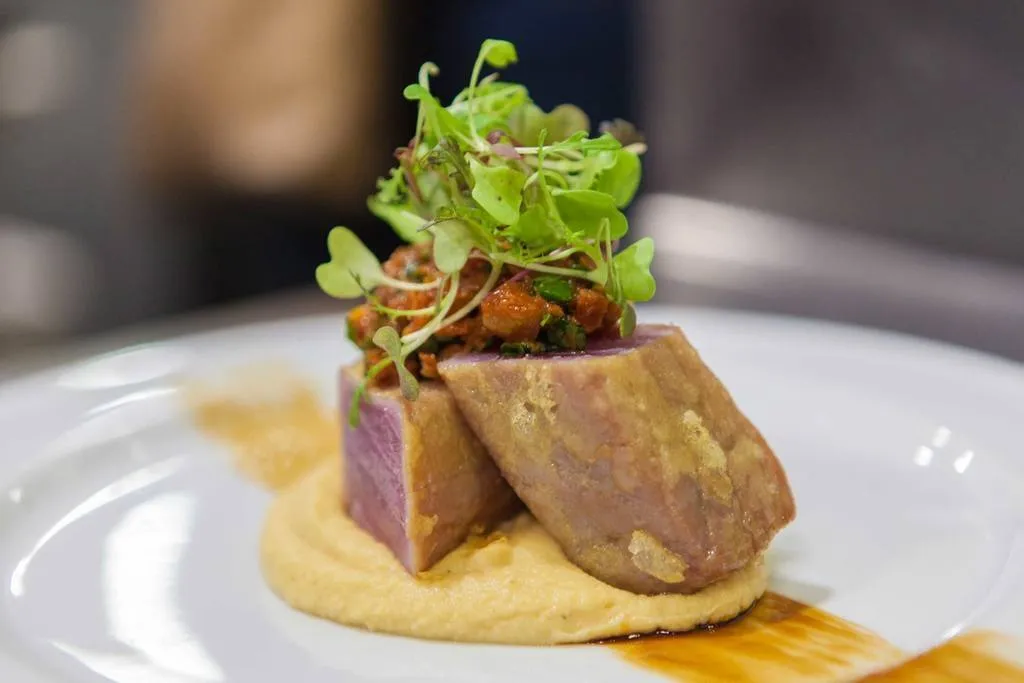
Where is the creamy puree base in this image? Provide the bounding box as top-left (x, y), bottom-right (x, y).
top-left (261, 461), bottom-right (768, 645)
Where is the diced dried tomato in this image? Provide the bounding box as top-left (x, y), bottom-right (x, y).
top-left (419, 352), bottom-right (439, 379)
top-left (382, 244), bottom-right (421, 279)
top-left (403, 315), bottom-right (431, 335)
top-left (437, 318), bottom-right (474, 339)
top-left (571, 287), bottom-right (611, 333)
top-left (452, 260), bottom-right (494, 310)
top-left (365, 347), bottom-right (386, 367)
top-left (346, 305), bottom-right (380, 349)
top-left (364, 348), bottom-right (395, 387)
top-left (597, 300), bottom-right (623, 338)
top-left (463, 317), bottom-right (492, 351)
top-left (381, 242), bottom-right (440, 286)
top-left (480, 278), bottom-right (548, 342)
top-left (387, 289), bottom-right (434, 313)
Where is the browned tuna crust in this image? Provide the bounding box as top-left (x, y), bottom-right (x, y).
top-left (438, 324), bottom-right (796, 594)
top-left (341, 364), bottom-right (520, 573)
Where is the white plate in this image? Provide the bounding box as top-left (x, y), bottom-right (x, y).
top-left (0, 305), bottom-right (1022, 682)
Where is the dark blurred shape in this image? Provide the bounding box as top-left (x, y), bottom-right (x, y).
top-left (127, 0), bottom-right (393, 306)
top-left (0, 1), bottom-right (186, 337)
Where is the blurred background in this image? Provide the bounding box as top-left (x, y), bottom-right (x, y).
top-left (1, 0), bottom-right (1023, 371)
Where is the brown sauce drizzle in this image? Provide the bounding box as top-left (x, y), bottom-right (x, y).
top-left (859, 631), bottom-right (1024, 682)
top-left (610, 595), bottom-right (1024, 682)
top-left (186, 367), bottom-right (1024, 681)
top-left (185, 366), bottom-right (337, 490)
top-left (609, 592), bottom-right (902, 682)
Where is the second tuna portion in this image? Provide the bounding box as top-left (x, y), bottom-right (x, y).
top-left (439, 324), bottom-right (796, 595)
top-left (341, 364), bottom-right (520, 573)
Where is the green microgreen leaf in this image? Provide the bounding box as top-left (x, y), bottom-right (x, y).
top-left (468, 157), bottom-right (525, 225)
top-left (466, 40), bottom-right (519, 140)
top-left (372, 326), bottom-right (419, 401)
top-left (592, 148), bottom-right (641, 208)
top-left (601, 216), bottom-right (622, 303)
top-left (544, 104), bottom-right (590, 142)
top-left (372, 324), bottom-right (402, 357)
top-left (505, 203), bottom-right (561, 251)
top-left (418, 61), bottom-right (440, 89)
top-left (348, 358), bottom-right (392, 427)
top-left (613, 237), bottom-right (656, 302)
top-left (618, 302), bottom-right (637, 337)
top-left (367, 198), bottom-right (431, 244)
top-left (508, 104), bottom-right (547, 146)
top-left (579, 132), bottom-right (622, 151)
top-left (424, 137), bottom-right (473, 205)
top-left (404, 84), bottom-right (472, 144)
top-left (413, 62), bottom-right (440, 144)
top-left (478, 39), bottom-right (518, 68)
top-left (552, 189), bottom-right (628, 239)
top-left (414, 171), bottom-right (450, 215)
top-left (451, 83), bottom-right (529, 128)
top-left (432, 206), bottom-right (499, 254)
top-left (316, 227), bottom-right (385, 298)
top-left (573, 151), bottom-right (618, 191)
top-left (571, 240), bottom-right (609, 286)
top-left (375, 167), bottom-right (407, 204)
top-left (432, 220), bottom-right (476, 273)
top-left (397, 364), bottom-right (419, 400)
top-left (533, 275), bottom-right (574, 304)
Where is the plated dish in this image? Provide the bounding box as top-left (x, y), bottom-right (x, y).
top-left (0, 38), bottom-right (1023, 683)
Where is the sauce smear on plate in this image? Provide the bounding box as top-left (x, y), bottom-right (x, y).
top-left (859, 631), bottom-right (1024, 682)
top-left (610, 595), bottom-right (1024, 682)
top-left (186, 366), bottom-right (336, 489)
top-left (608, 592), bottom-right (901, 682)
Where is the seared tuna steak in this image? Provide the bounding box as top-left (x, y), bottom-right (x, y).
top-left (341, 364), bottom-right (520, 573)
top-left (439, 324), bottom-right (795, 594)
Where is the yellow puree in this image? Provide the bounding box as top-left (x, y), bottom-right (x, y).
top-left (189, 371), bottom-right (768, 646)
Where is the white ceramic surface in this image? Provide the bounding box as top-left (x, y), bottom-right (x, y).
top-left (0, 305), bottom-right (1022, 682)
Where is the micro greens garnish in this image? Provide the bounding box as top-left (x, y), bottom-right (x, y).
top-left (317, 38), bottom-right (656, 425)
